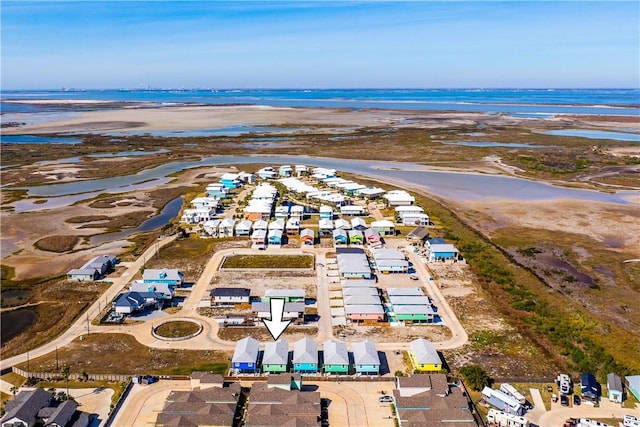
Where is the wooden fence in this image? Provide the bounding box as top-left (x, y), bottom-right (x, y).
top-left (11, 366), bottom-right (130, 383)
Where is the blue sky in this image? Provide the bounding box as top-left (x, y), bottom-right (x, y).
top-left (2, 1), bottom-right (639, 89)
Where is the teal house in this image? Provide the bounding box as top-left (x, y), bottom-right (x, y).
top-left (353, 339), bottom-right (380, 375)
top-left (323, 340), bottom-right (349, 375)
top-left (293, 337), bottom-right (318, 373)
top-left (262, 340), bottom-right (289, 373)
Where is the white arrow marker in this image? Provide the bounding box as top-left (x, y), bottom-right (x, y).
top-left (263, 298), bottom-right (292, 341)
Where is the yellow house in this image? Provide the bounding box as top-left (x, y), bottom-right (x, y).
top-left (409, 338), bottom-right (442, 372)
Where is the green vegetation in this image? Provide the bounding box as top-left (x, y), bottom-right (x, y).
top-left (15, 333), bottom-right (231, 376)
top-left (459, 364), bottom-right (490, 391)
top-left (33, 235), bottom-right (80, 253)
top-left (154, 321), bottom-right (201, 338)
top-left (221, 254), bottom-right (314, 269)
top-left (0, 372), bottom-right (26, 387)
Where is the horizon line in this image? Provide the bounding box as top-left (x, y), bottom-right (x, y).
top-left (4, 87), bottom-right (640, 91)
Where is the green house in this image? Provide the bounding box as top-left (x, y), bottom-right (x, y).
top-left (323, 339), bottom-right (350, 374)
top-left (262, 340), bottom-right (289, 373)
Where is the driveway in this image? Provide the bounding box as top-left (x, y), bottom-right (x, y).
top-left (537, 398), bottom-right (640, 426)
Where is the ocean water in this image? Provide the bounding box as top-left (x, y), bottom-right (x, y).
top-left (2, 88), bottom-right (639, 116)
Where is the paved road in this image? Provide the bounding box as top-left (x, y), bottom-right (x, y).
top-left (111, 380), bottom-right (190, 427)
top-left (537, 398), bottom-right (640, 426)
top-left (1, 234), bottom-right (179, 370)
top-left (527, 387), bottom-right (547, 423)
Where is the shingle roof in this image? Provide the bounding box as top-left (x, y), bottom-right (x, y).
top-left (43, 400), bottom-right (78, 427)
top-left (210, 288), bottom-right (251, 297)
top-left (2, 389), bottom-right (52, 427)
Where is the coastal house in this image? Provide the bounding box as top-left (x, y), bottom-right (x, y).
top-left (372, 248), bottom-right (409, 274)
top-left (355, 187), bottom-right (386, 199)
top-left (67, 254), bottom-right (118, 281)
top-left (384, 190), bottom-right (415, 206)
top-left (342, 287), bottom-right (379, 297)
top-left (210, 288), bottom-right (251, 306)
top-left (371, 220), bottom-right (395, 236)
top-left (191, 197), bottom-right (220, 210)
top-left (156, 384), bottom-right (241, 427)
top-left (295, 164), bottom-right (308, 176)
top-left (264, 289), bottom-right (305, 303)
top-left (363, 228), bottom-right (382, 246)
top-left (235, 220), bottom-right (253, 236)
top-left (251, 229), bottom-right (267, 247)
top-left (607, 372), bottom-right (624, 403)
top-left (244, 201), bottom-right (272, 221)
top-left (266, 373), bottom-right (302, 391)
top-left (406, 226), bottom-right (429, 246)
top-left (189, 372), bottom-right (225, 390)
top-left (1, 389), bottom-right (52, 427)
top-left (206, 183), bottom-right (227, 198)
top-left (232, 337), bottom-right (260, 373)
top-left (350, 217), bottom-right (368, 230)
top-left (238, 171), bottom-right (255, 184)
top-left (352, 340), bottom-right (380, 375)
top-left (323, 340), bottom-right (350, 374)
top-left (219, 218), bottom-right (235, 238)
top-left (344, 304), bottom-right (385, 322)
top-left (337, 248), bottom-right (372, 279)
top-left (268, 219), bottom-right (285, 231)
top-left (625, 376), bottom-right (640, 402)
top-left (267, 229), bottom-right (283, 246)
top-left (251, 302), bottom-right (304, 321)
top-left (319, 205), bottom-right (333, 220)
top-left (131, 281), bottom-right (175, 300)
top-left (114, 291), bottom-right (160, 314)
top-left (401, 212), bottom-right (430, 226)
top-left (262, 340), bottom-right (290, 373)
top-left (257, 167), bottom-right (277, 180)
top-left (319, 219), bottom-right (334, 236)
top-left (344, 295), bottom-right (383, 306)
top-left (348, 230), bottom-right (364, 245)
top-left (278, 165), bottom-right (293, 177)
top-left (220, 173), bottom-right (241, 189)
top-left (340, 183), bottom-right (367, 195)
top-left (409, 339), bottom-right (442, 372)
top-left (181, 207), bottom-right (216, 224)
top-left (333, 228), bottom-right (348, 245)
top-left (312, 167), bottom-right (337, 179)
top-left (290, 205), bottom-right (305, 220)
top-left (285, 217), bottom-right (300, 235)
top-left (253, 219), bottom-right (268, 230)
top-left (203, 219), bottom-right (221, 237)
top-left (67, 268), bottom-right (99, 282)
top-left (428, 243), bottom-right (459, 263)
top-left (244, 382), bottom-right (320, 427)
top-left (340, 205), bottom-right (365, 216)
top-left (300, 228), bottom-right (315, 245)
top-left (274, 205), bottom-right (288, 221)
top-left (393, 305), bottom-right (436, 324)
top-left (334, 218), bottom-right (351, 230)
top-left (293, 337), bottom-right (318, 373)
top-left (143, 269), bottom-right (184, 287)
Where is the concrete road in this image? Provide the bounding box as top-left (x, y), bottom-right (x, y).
top-left (527, 387), bottom-right (547, 423)
top-left (537, 398), bottom-right (640, 426)
top-left (110, 381), bottom-right (190, 427)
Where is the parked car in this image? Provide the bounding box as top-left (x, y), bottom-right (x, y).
top-left (409, 275), bottom-right (419, 280)
top-left (547, 385), bottom-right (554, 392)
top-left (552, 394), bottom-right (558, 403)
top-left (379, 395), bottom-right (393, 403)
top-left (561, 394), bottom-right (569, 406)
top-left (573, 394), bottom-right (581, 406)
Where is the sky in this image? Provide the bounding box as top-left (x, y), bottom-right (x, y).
top-left (1, 1), bottom-right (639, 89)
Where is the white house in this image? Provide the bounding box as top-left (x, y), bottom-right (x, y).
top-left (290, 205), bottom-right (305, 219)
top-left (268, 219), bottom-right (285, 231)
top-left (253, 219), bottom-right (268, 230)
top-left (218, 218), bottom-right (235, 238)
top-left (334, 218), bottom-right (351, 230)
top-left (191, 197), bottom-right (220, 210)
top-left (295, 164), bottom-right (308, 176)
top-left (235, 220), bottom-right (253, 236)
top-left (257, 167), bottom-right (277, 180)
top-left (384, 190), bottom-right (415, 206)
top-left (350, 217), bottom-right (368, 230)
top-left (371, 220), bottom-right (395, 236)
top-left (181, 208), bottom-right (215, 224)
top-left (210, 288), bottom-right (251, 305)
top-left (355, 187), bottom-right (386, 199)
top-left (203, 219), bottom-right (221, 237)
top-left (274, 205), bottom-right (289, 221)
top-left (285, 218), bottom-right (300, 235)
top-left (340, 205), bottom-right (366, 216)
top-left (401, 213), bottom-right (430, 226)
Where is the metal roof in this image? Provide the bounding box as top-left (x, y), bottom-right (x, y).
top-left (409, 339), bottom-right (442, 365)
top-left (352, 340), bottom-right (380, 366)
top-left (262, 340), bottom-right (289, 365)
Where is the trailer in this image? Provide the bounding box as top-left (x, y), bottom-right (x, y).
top-left (500, 383), bottom-right (526, 404)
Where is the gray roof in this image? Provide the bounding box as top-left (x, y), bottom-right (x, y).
top-left (263, 340), bottom-right (290, 365)
top-left (82, 254), bottom-right (117, 269)
top-left (210, 288), bottom-right (251, 297)
top-left (429, 244), bottom-right (459, 253)
top-left (2, 389), bottom-right (52, 426)
top-left (352, 340), bottom-right (380, 366)
top-left (341, 279), bottom-right (376, 288)
top-left (232, 337), bottom-right (260, 364)
top-left (409, 339), bottom-right (442, 365)
top-left (341, 287), bottom-right (379, 297)
top-left (376, 259), bottom-right (409, 268)
top-left (394, 305), bottom-right (436, 315)
top-left (407, 226), bottom-right (429, 240)
top-left (67, 268), bottom-right (98, 276)
top-left (607, 373), bottom-right (623, 392)
top-left (293, 338), bottom-right (318, 364)
top-left (387, 288), bottom-right (424, 297)
top-left (323, 340), bottom-right (349, 366)
top-left (131, 281), bottom-right (174, 296)
top-left (265, 289), bottom-right (305, 298)
top-left (114, 292), bottom-right (147, 308)
top-left (344, 304), bottom-right (384, 315)
top-left (343, 295), bottom-right (382, 305)
top-left (389, 295), bottom-right (431, 306)
top-left (332, 228), bottom-right (348, 238)
top-left (44, 400), bottom-right (78, 427)
top-left (337, 252), bottom-right (371, 275)
top-left (372, 249), bottom-right (405, 260)
top-left (252, 302), bottom-right (305, 313)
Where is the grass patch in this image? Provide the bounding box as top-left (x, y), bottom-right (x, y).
top-left (15, 333), bottom-right (231, 376)
top-left (154, 321), bottom-right (200, 338)
top-left (33, 235), bottom-right (80, 253)
top-left (66, 215), bottom-right (112, 224)
top-left (221, 254), bottom-right (314, 269)
top-left (0, 372), bottom-right (26, 387)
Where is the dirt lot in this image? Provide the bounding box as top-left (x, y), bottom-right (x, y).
top-left (210, 270), bottom-right (318, 300)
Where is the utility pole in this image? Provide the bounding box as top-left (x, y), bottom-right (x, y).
top-left (55, 347), bottom-right (59, 370)
top-left (26, 352), bottom-right (29, 373)
top-left (86, 313), bottom-right (89, 334)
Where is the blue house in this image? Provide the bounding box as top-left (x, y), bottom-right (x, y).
top-left (353, 340), bottom-right (380, 375)
top-left (333, 229), bottom-right (348, 245)
top-left (142, 269), bottom-right (184, 287)
top-left (278, 165), bottom-right (293, 177)
top-left (427, 243), bottom-right (459, 263)
top-left (607, 373), bottom-right (624, 403)
top-left (293, 337), bottom-right (318, 373)
top-left (319, 205), bottom-right (333, 220)
top-left (220, 173), bottom-right (241, 189)
top-left (268, 229), bottom-right (283, 245)
top-left (232, 337), bottom-right (260, 373)
top-left (206, 183), bottom-right (228, 198)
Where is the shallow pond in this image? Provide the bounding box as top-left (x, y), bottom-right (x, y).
top-left (441, 141), bottom-right (552, 148)
top-left (544, 129), bottom-right (640, 142)
top-left (1, 308), bottom-right (37, 343)
top-left (0, 135), bottom-right (83, 144)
